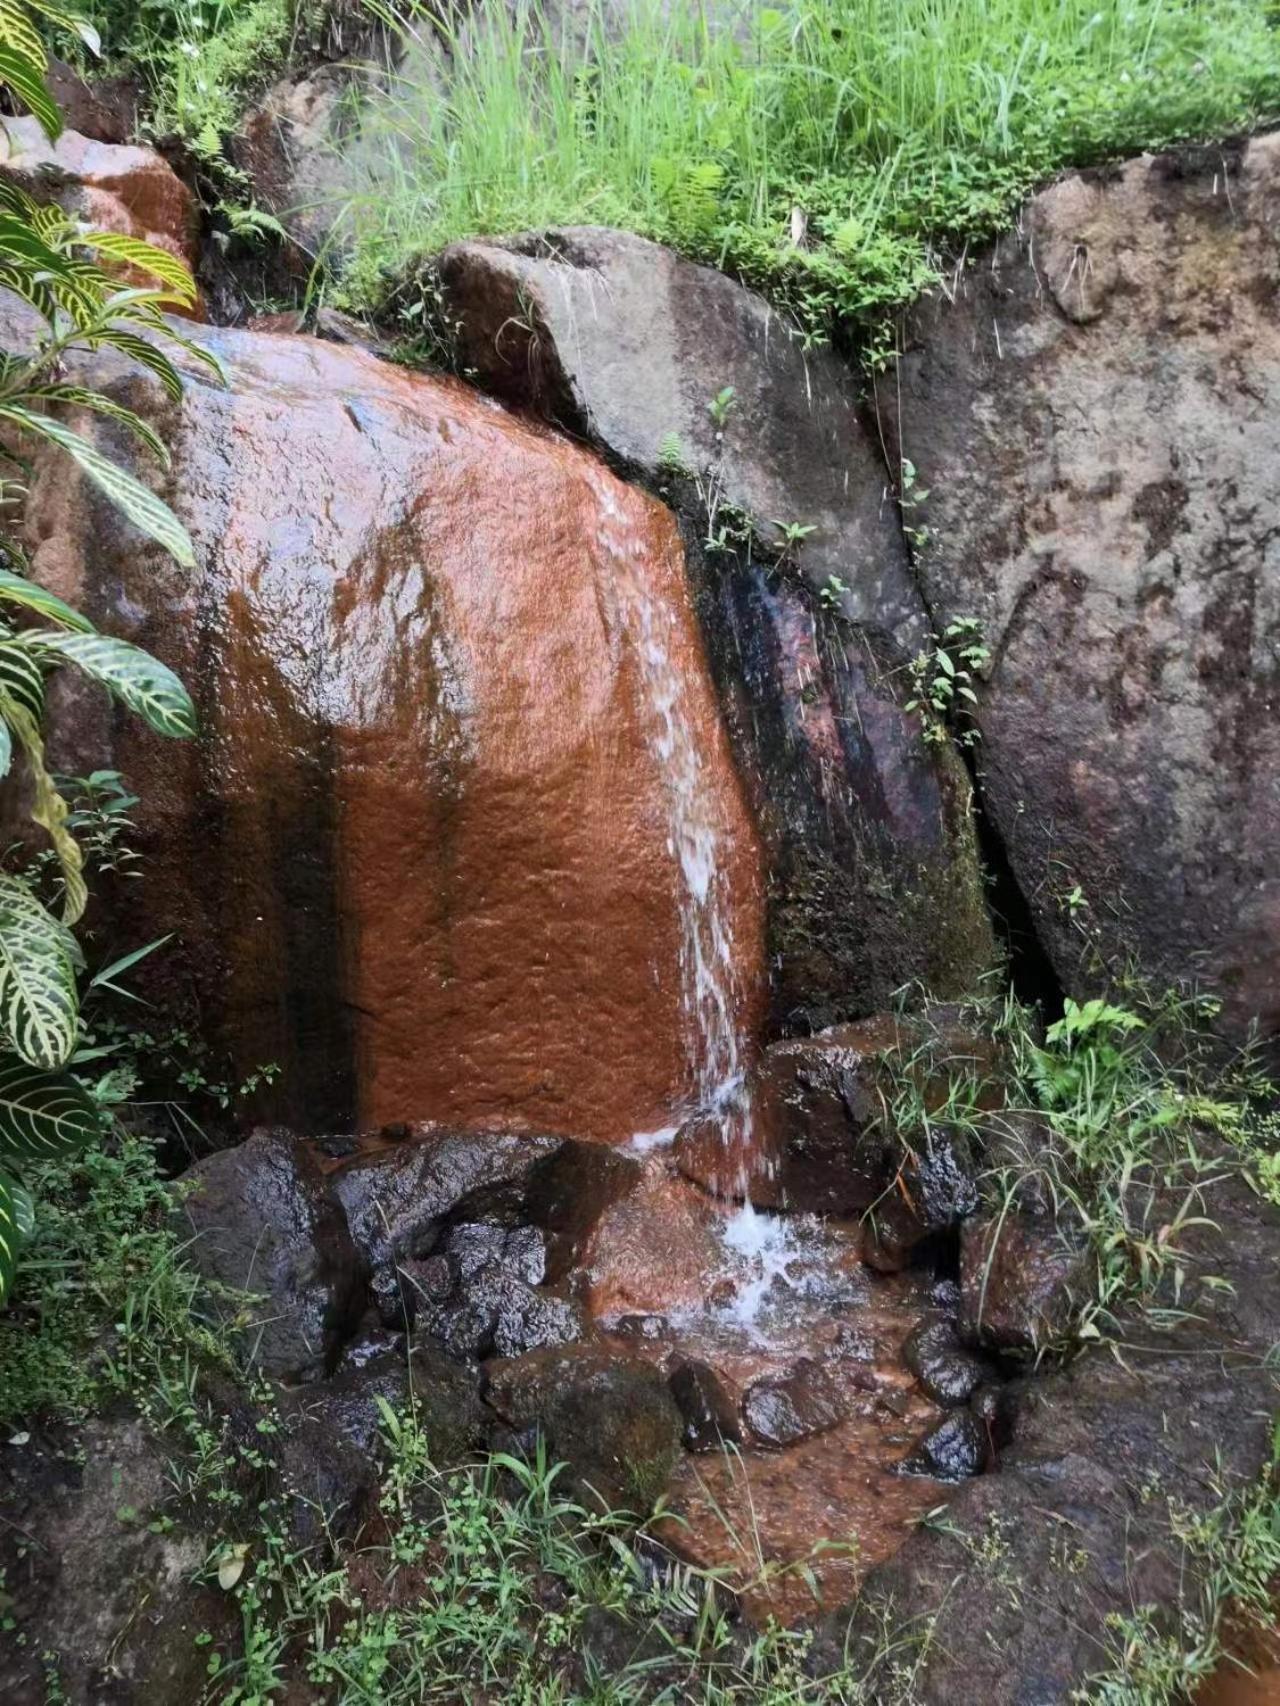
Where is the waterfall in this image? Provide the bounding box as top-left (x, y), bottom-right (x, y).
top-left (593, 476), bottom-right (758, 1192)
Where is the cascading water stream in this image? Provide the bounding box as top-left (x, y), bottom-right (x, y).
top-left (593, 476), bottom-right (800, 1332)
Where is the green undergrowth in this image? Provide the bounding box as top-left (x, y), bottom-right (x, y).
top-left (881, 981), bottom-right (1280, 1348)
top-left (334, 0), bottom-right (1280, 351)
top-left (1079, 1424), bottom-right (1280, 1704)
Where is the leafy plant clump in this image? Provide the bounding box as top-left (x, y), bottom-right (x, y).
top-left (336, 0), bottom-right (1280, 351)
top-left (0, 0), bottom-right (209, 1302)
top-left (880, 982), bottom-right (1279, 1346)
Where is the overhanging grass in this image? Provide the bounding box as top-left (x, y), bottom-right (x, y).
top-left (335, 0), bottom-right (1280, 346)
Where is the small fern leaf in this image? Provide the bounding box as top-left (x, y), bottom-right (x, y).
top-left (0, 873), bottom-right (79, 1069)
top-left (0, 1057), bottom-right (100, 1164)
top-left (0, 405), bottom-right (194, 566)
top-left (26, 631), bottom-right (195, 738)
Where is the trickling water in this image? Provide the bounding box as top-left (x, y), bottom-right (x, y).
top-left (595, 479), bottom-right (758, 1185)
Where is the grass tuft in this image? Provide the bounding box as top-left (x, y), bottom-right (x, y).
top-left (334, 0), bottom-right (1280, 348)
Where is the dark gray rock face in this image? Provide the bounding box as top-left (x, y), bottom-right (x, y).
top-left (0, 1416), bottom-right (236, 1705)
top-left (959, 1212), bottom-right (1090, 1352)
top-left (885, 135), bottom-right (1280, 1047)
top-left (440, 226), bottom-right (922, 646)
top-left (439, 226), bottom-right (994, 1026)
top-left (900, 1409), bottom-right (987, 1482)
top-left (483, 1344), bottom-right (683, 1513)
top-left (417, 1220), bottom-right (585, 1360)
top-left (819, 1174), bottom-right (1280, 1703)
top-left (332, 1130), bottom-right (562, 1322)
top-left (179, 1128), bottom-right (365, 1382)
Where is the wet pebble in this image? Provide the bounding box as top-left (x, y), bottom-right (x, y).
top-left (741, 1358), bottom-right (844, 1448)
top-left (901, 1410), bottom-right (987, 1481)
top-left (669, 1359), bottom-right (742, 1452)
top-left (903, 1319), bottom-right (986, 1408)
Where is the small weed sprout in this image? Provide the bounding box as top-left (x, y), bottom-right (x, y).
top-left (905, 616), bottom-right (989, 748)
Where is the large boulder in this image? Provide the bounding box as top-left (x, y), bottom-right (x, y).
top-left (440, 227), bottom-right (995, 1024)
top-left (884, 135), bottom-right (1280, 1045)
top-left (20, 317), bottom-right (765, 1141)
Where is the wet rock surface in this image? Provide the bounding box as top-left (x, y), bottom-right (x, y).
top-left (959, 1211), bottom-right (1090, 1351)
top-left (180, 1127), bottom-right (365, 1382)
top-left (0, 1416), bottom-right (236, 1706)
top-left (886, 134), bottom-right (1280, 1050)
top-left (21, 315), bottom-right (765, 1141)
top-left (741, 1358), bottom-right (845, 1448)
top-left (669, 1359), bottom-right (743, 1452)
top-left (677, 1005), bottom-right (994, 1211)
top-left (818, 1173), bottom-right (1280, 1702)
top-left (902, 1319), bottom-right (986, 1408)
top-left (900, 1409), bottom-right (988, 1481)
top-left (440, 226), bottom-right (994, 1030)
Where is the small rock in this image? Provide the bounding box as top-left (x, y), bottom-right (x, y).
top-left (901, 1410), bottom-right (987, 1481)
top-left (902, 1320), bottom-right (986, 1408)
top-left (503, 1225), bottom-right (548, 1286)
top-left (669, 1360), bottom-right (743, 1452)
top-left (491, 1292), bottom-right (584, 1359)
top-left (612, 1313), bottom-right (670, 1340)
top-left (409, 1333), bottom-right (488, 1465)
top-left (960, 1212), bottom-right (1089, 1351)
top-left (741, 1359), bottom-right (844, 1448)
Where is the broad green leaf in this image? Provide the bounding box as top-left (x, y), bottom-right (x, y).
top-left (25, 630), bottom-right (195, 738)
top-left (0, 1166), bottom-right (18, 1305)
top-left (29, 387), bottom-right (170, 466)
top-left (0, 406), bottom-right (195, 567)
top-left (77, 233), bottom-right (196, 307)
top-left (0, 1056), bottom-right (100, 1163)
top-left (0, 43), bottom-right (61, 140)
top-left (0, 871), bottom-right (79, 1068)
top-left (0, 566), bottom-right (95, 632)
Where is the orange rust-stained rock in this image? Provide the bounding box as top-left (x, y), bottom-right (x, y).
top-left (0, 119), bottom-right (202, 313)
top-left (21, 323), bottom-right (766, 1142)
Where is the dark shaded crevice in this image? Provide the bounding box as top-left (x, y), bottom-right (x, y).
top-left (860, 372), bottom-right (1064, 1013)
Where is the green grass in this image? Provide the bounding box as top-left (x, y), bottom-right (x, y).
top-left (335, 0), bottom-right (1280, 348)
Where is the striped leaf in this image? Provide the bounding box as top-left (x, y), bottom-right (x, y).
top-left (0, 636), bottom-right (45, 723)
top-left (0, 880), bottom-right (78, 1064)
top-left (28, 386), bottom-right (170, 465)
top-left (26, 630), bottom-right (195, 738)
top-left (77, 233), bottom-right (196, 307)
top-left (0, 405), bottom-right (195, 567)
top-left (0, 719), bottom-right (10, 780)
top-left (0, 872), bottom-right (79, 1069)
top-left (10, 1174), bottom-right (32, 1239)
top-left (23, 0), bottom-right (98, 57)
top-left (0, 1167), bottom-right (18, 1306)
top-left (0, 566), bottom-right (95, 632)
top-left (0, 1056), bottom-right (100, 1164)
top-left (0, 0), bottom-right (45, 72)
top-left (0, 43), bottom-right (61, 139)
